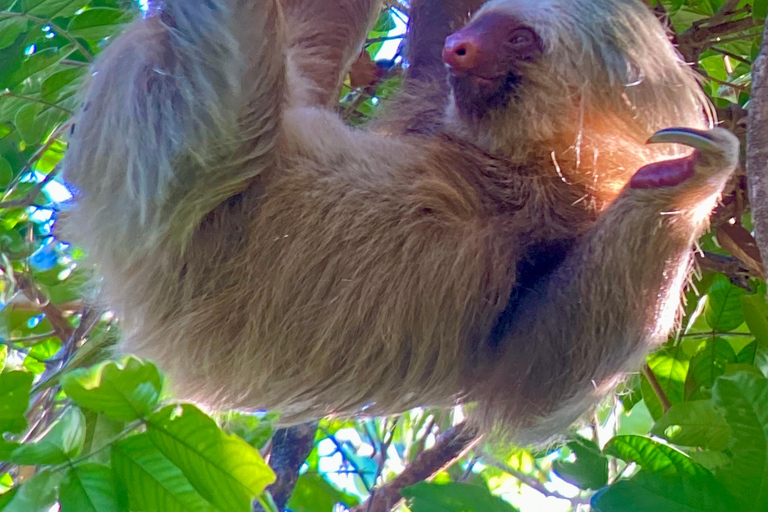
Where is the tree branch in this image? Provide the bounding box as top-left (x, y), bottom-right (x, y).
top-left (350, 422), bottom-right (480, 512)
top-left (254, 422), bottom-right (318, 512)
top-left (747, 20), bottom-right (768, 289)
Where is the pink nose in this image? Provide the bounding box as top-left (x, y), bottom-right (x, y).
top-left (442, 34), bottom-right (483, 72)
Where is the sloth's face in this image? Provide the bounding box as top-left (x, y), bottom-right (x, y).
top-left (443, 11), bottom-right (543, 118)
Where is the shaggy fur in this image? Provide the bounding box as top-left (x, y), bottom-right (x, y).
top-left (62, 0), bottom-right (738, 444)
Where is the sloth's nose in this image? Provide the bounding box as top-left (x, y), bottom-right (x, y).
top-left (443, 35), bottom-right (482, 72)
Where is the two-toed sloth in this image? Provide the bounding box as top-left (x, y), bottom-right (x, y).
top-left (62, 0), bottom-right (739, 444)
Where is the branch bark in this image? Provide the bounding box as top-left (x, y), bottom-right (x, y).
top-left (747, 19), bottom-right (768, 292)
top-left (350, 422), bottom-right (480, 512)
top-left (254, 422), bottom-right (319, 512)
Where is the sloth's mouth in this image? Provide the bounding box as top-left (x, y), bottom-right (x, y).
top-left (449, 71), bottom-right (522, 116)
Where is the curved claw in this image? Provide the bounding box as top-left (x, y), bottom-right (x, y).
top-left (646, 127), bottom-right (719, 152)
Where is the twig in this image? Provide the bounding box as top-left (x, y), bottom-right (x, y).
top-left (350, 422), bottom-right (480, 512)
top-left (14, 275), bottom-right (73, 341)
top-left (0, 91), bottom-right (73, 114)
top-left (747, 18), bottom-right (768, 277)
top-left (711, 46), bottom-right (751, 65)
top-left (696, 251), bottom-right (756, 289)
top-left (480, 451), bottom-right (590, 507)
top-left (366, 35), bottom-right (404, 45)
top-left (0, 166), bottom-right (61, 209)
top-left (321, 427), bottom-right (373, 493)
top-left (641, 364), bottom-right (672, 413)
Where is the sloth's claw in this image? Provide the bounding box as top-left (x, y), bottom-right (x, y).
top-left (631, 127), bottom-right (739, 190)
top-left (646, 127), bottom-right (720, 152)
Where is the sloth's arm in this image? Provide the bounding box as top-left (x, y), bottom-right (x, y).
top-left (478, 128), bottom-right (739, 442)
top-left (283, 0), bottom-right (383, 107)
top-left (64, 0), bottom-right (285, 247)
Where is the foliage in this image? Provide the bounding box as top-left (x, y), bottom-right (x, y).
top-left (0, 0), bottom-right (767, 511)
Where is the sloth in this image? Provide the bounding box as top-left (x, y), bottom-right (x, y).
top-left (61, 0), bottom-right (739, 444)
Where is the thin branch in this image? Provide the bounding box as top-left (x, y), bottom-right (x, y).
top-left (696, 251), bottom-right (755, 290)
top-left (366, 34), bottom-right (404, 45)
top-left (1, 91), bottom-right (73, 114)
top-left (480, 451), bottom-right (590, 507)
top-left (321, 427), bottom-right (373, 493)
top-left (0, 165), bottom-right (61, 209)
top-left (711, 46), bottom-right (751, 65)
top-left (350, 422), bottom-right (480, 512)
top-left (254, 422), bottom-right (318, 512)
top-left (642, 364), bottom-right (672, 413)
top-left (13, 275), bottom-right (73, 341)
top-left (697, 71), bottom-right (750, 92)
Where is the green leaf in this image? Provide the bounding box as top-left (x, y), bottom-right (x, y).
top-left (45, 266), bottom-right (90, 304)
top-left (41, 67), bottom-right (86, 102)
top-left (742, 294), bottom-right (768, 346)
top-left (0, 371), bottom-right (33, 434)
top-left (402, 482), bottom-right (519, 512)
top-left (754, 0), bottom-right (768, 20)
top-left (67, 8), bottom-right (133, 41)
top-left (112, 434), bottom-right (215, 512)
top-left (146, 405), bottom-right (275, 512)
top-left (0, 157), bottom-right (13, 189)
top-left (11, 406), bottom-right (86, 465)
top-left (592, 470), bottom-right (738, 512)
top-left (373, 10), bottom-right (396, 32)
top-left (221, 411), bottom-right (275, 450)
top-left (59, 463), bottom-right (128, 512)
top-left (287, 472), bottom-right (360, 512)
top-left (650, 400), bottom-right (731, 450)
top-left (0, 18), bottom-right (28, 51)
top-left (552, 437), bottom-right (608, 490)
top-left (21, 0), bottom-right (87, 17)
top-left (6, 45), bottom-right (74, 89)
top-left (687, 337), bottom-right (737, 396)
top-left (648, 347), bottom-right (690, 404)
top-left (61, 357), bottom-right (163, 421)
top-left (713, 372), bottom-right (768, 511)
top-left (705, 275), bottom-right (745, 331)
top-left (603, 435), bottom-right (709, 477)
top-left (3, 470), bottom-right (60, 512)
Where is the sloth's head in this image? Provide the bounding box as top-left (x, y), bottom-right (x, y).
top-left (442, 0), bottom-right (712, 177)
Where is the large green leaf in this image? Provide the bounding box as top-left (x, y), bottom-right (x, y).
top-left (687, 337), bottom-right (737, 397)
top-left (650, 400), bottom-right (731, 450)
top-left (112, 434), bottom-right (214, 512)
top-left (713, 372), bottom-right (768, 511)
top-left (59, 463), bottom-right (128, 512)
top-left (146, 405), bottom-right (275, 512)
top-left (0, 371), bottom-right (33, 434)
top-left (552, 437), bottom-right (608, 490)
top-left (705, 275), bottom-right (745, 331)
top-left (402, 482), bottom-right (519, 512)
top-left (603, 435), bottom-right (709, 477)
top-left (61, 357), bottom-right (163, 421)
top-left (67, 8), bottom-right (133, 41)
top-left (3, 470), bottom-right (60, 512)
top-left (287, 472), bottom-right (360, 512)
top-left (593, 470), bottom-right (737, 512)
top-left (21, 0), bottom-right (87, 17)
top-left (10, 406), bottom-right (85, 465)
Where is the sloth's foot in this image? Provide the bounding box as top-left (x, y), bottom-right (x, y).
top-left (630, 127), bottom-right (739, 190)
